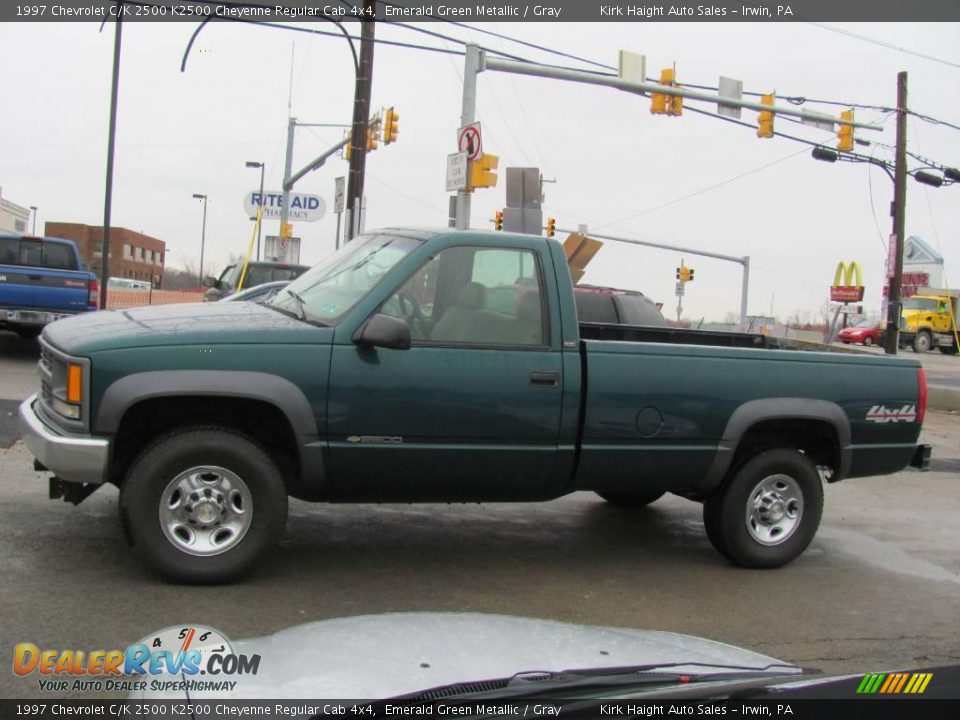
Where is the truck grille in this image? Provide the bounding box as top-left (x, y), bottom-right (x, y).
top-left (39, 345), bottom-right (53, 374)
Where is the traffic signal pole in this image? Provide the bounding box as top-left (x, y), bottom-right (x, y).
top-left (558, 226), bottom-right (751, 322)
top-left (455, 45), bottom-right (482, 230)
top-left (279, 116), bottom-right (296, 239)
top-left (883, 71), bottom-right (909, 355)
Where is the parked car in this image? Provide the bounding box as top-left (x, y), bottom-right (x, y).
top-left (221, 280), bottom-right (289, 304)
top-left (838, 320), bottom-right (881, 346)
top-left (20, 228), bottom-right (930, 582)
top-left (573, 284), bottom-right (666, 327)
top-left (203, 261), bottom-right (309, 301)
top-left (108, 277), bottom-right (151, 291)
top-left (0, 233), bottom-right (98, 339)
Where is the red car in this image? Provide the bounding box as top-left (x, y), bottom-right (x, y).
top-left (838, 320), bottom-right (881, 346)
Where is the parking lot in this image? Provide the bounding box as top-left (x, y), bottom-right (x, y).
top-left (1, 330), bottom-right (958, 699)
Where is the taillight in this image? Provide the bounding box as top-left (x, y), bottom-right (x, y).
top-left (917, 367), bottom-right (927, 424)
top-left (89, 279), bottom-right (99, 309)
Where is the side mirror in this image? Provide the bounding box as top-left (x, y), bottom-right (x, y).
top-left (353, 314), bottom-right (411, 350)
top-left (202, 276), bottom-right (218, 288)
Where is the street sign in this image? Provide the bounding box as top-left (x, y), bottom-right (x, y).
top-left (718, 76), bottom-right (743, 119)
top-left (675, 282), bottom-right (685, 297)
top-left (457, 122), bottom-right (482, 161)
top-left (244, 192), bottom-right (325, 222)
top-left (334, 177), bottom-right (345, 214)
top-left (264, 235), bottom-right (301, 264)
top-left (446, 151), bottom-right (468, 192)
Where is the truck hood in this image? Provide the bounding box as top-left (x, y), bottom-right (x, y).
top-left (43, 301), bottom-right (330, 354)
top-left (138, 612), bottom-right (798, 700)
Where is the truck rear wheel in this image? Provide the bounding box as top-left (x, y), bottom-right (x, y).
top-left (596, 489), bottom-right (665, 508)
top-left (913, 331), bottom-right (932, 353)
top-left (119, 426), bottom-right (287, 584)
top-left (702, 449), bottom-right (823, 568)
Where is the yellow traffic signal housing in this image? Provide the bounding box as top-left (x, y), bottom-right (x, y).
top-left (546, 217), bottom-right (556, 237)
top-left (677, 265), bottom-right (693, 282)
top-left (837, 109), bottom-right (854, 152)
top-left (651, 68), bottom-right (682, 116)
top-left (757, 94), bottom-right (775, 138)
top-left (281, 222), bottom-right (293, 239)
top-left (383, 107), bottom-right (399, 144)
top-left (366, 122), bottom-right (380, 151)
top-left (468, 153), bottom-right (499, 190)
top-left (344, 132), bottom-right (352, 161)
top-left (688, 267), bottom-right (695, 282)
top-left (494, 210), bottom-right (503, 231)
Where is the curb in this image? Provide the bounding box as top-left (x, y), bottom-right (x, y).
top-left (928, 385), bottom-right (960, 412)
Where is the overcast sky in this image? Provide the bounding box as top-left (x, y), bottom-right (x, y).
top-left (2, 19), bottom-right (958, 321)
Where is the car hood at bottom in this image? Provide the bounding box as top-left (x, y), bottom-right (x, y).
top-left (141, 612), bottom-right (797, 700)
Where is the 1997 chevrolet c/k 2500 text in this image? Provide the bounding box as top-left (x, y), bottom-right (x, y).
top-left (19, 229), bottom-right (931, 583)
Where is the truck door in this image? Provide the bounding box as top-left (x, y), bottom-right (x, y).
top-left (326, 242), bottom-right (564, 501)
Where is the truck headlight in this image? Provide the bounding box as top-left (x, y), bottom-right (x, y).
top-left (51, 395), bottom-right (81, 420)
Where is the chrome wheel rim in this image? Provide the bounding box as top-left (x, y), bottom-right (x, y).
top-left (745, 474), bottom-right (803, 546)
top-left (159, 466), bottom-right (253, 556)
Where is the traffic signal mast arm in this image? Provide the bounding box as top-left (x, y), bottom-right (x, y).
top-left (478, 51), bottom-right (883, 134)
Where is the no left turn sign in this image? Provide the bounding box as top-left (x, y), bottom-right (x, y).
top-left (458, 123), bottom-right (482, 161)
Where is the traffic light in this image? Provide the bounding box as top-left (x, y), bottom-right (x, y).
top-left (688, 267), bottom-right (695, 282)
top-left (468, 153), bottom-right (499, 190)
top-left (757, 94), bottom-right (774, 139)
top-left (676, 265), bottom-right (693, 282)
top-left (650, 68), bottom-right (682, 116)
top-left (546, 217), bottom-right (556, 237)
top-left (676, 266), bottom-right (682, 280)
top-left (837, 109), bottom-right (854, 152)
top-left (281, 222), bottom-right (293, 239)
top-left (383, 107), bottom-right (399, 144)
top-left (344, 132), bottom-right (352, 161)
top-left (366, 120), bottom-right (380, 151)
top-left (494, 210), bottom-right (503, 231)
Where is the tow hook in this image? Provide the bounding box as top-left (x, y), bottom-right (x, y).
top-left (48, 477), bottom-right (101, 506)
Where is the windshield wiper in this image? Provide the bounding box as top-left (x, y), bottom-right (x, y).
top-left (404, 662), bottom-right (805, 702)
top-left (284, 288), bottom-right (308, 321)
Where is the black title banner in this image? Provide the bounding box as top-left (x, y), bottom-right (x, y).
top-left (3, 0), bottom-right (960, 23)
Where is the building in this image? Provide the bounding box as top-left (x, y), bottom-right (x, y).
top-left (0, 187), bottom-right (31, 234)
top-left (44, 222), bottom-right (166, 287)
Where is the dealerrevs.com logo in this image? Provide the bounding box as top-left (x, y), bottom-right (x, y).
top-left (13, 624), bottom-right (260, 694)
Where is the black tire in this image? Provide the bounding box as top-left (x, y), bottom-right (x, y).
top-left (119, 426), bottom-right (287, 584)
top-left (913, 331), bottom-right (932, 354)
top-left (863, 336), bottom-right (873, 347)
top-left (702, 449), bottom-right (823, 569)
top-left (939, 345), bottom-right (959, 356)
top-left (15, 327), bottom-right (42, 340)
top-left (596, 489), bottom-right (666, 508)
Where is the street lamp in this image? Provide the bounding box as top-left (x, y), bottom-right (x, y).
top-left (191, 193), bottom-right (208, 285)
top-left (29, 206), bottom-right (37, 235)
top-left (245, 161), bottom-right (265, 261)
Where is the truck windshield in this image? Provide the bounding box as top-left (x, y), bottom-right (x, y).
top-left (267, 233), bottom-right (420, 324)
top-left (903, 298), bottom-right (938, 311)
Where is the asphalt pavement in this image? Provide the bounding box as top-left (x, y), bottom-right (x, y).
top-left (1, 330), bottom-right (958, 700)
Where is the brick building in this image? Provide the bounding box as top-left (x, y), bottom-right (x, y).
top-left (44, 222), bottom-right (166, 287)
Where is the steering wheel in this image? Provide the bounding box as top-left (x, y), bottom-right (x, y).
top-left (395, 290), bottom-right (428, 339)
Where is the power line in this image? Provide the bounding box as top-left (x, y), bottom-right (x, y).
top-left (594, 147), bottom-right (810, 231)
top-left (909, 110), bottom-right (960, 134)
top-left (807, 22), bottom-right (960, 70)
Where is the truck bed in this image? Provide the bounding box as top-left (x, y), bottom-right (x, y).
top-left (578, 321), bottom-right (858, 353)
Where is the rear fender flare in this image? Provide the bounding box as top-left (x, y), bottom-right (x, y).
top-left (701, 398), bottom-right (851, 493)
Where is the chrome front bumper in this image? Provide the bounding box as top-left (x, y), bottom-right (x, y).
top-left (18, 394), bottom-right (109, 485)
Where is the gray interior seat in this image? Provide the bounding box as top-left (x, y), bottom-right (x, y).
top-left (431, 282), bottom-right (487, 342)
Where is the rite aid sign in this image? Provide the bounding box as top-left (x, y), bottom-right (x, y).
top-left (244, 191), bottom-right (326, 222)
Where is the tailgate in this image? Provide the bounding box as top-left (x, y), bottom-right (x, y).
top-left (0, 266), bottom-right (92, 312)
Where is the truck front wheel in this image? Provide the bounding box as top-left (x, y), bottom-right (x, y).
top-left (596, 489), bottom-right (665, 508)
top-left (119, 426), bottom-right (288, 584)
top-left (913, 330), bottom-right (932, 353)
top-left (702, 449), bottom-right (823, 568)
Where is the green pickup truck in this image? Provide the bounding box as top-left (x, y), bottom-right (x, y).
top-left (19, 228), bottom-right (931, 583)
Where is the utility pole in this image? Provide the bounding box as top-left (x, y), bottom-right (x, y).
top-left (280, 116), bottom-right (296, 239)
top-left (345, 0), bottom-right (376, 242)
top-left (99, 4), bottom-right (124, 308)
top-left (455, 45), bottom-right (482, 230)
top-left (884, 71), bottom-right (908, 355)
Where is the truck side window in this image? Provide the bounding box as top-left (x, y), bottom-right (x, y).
top-left (383, 246), bottom-right (545, 347)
